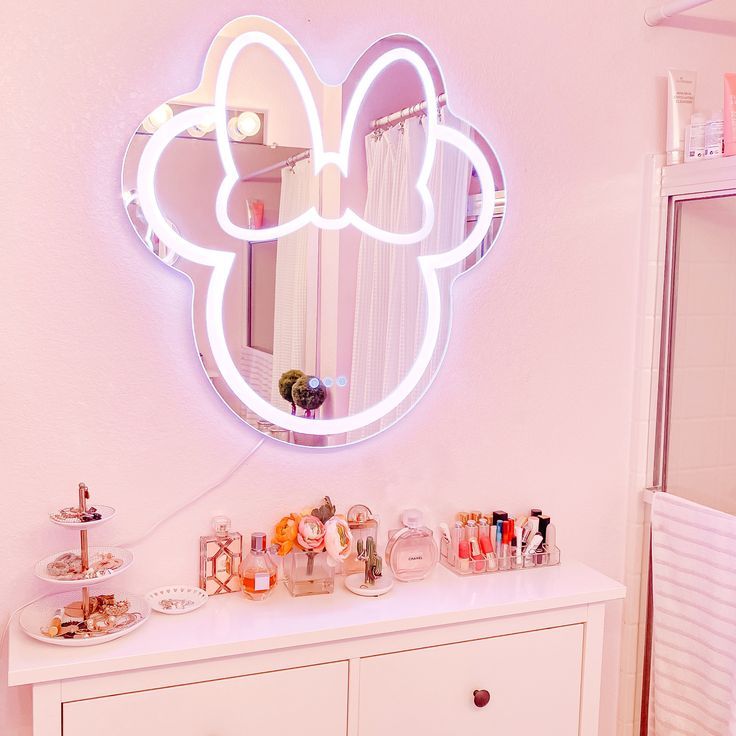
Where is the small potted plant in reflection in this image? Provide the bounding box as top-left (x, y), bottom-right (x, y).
top-left (291, 375), bottom-right (327, 418)
top-left (278, 369), bottom-right (305, 415)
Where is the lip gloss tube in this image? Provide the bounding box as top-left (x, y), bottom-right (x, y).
top-left (524, 533), bottom-right (543, 567)
top-left (468, 537), bottom-right (486, 573)
top-left (465, 519), bottom-right (478, 541)
top-left (495, 521), bottom-right (503, 561)
top-left (479, 534), bottom-right (497, 571)
top-left (537, 515), bottom-right (551, 564)
top-left (449, 521), bottom-right (463, 567)
top-left (500, 521), bottom-right (510, 570)
top-left (514, 526), bottom-right (524, 568)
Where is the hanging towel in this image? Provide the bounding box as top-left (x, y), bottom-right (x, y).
top-left (651, 492), bottom-right (736, 735)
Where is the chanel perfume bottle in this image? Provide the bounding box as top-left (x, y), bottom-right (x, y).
top-left (385, 509), bottom-right (438, 582)
top-left (343, 504), bottom-right (379, 575)
top-left (239, 532), bottom-right (278, 600)
top-left (199, 516), bottom-right (242, 595)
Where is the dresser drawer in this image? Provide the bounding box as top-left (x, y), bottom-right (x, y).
top-left (358, 625), bottom-right (583, 736)
top-left (63, 661), bottom-right (348, 735)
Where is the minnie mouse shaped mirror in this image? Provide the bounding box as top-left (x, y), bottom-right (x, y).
top-left (122, 16), bottom-right (505, 447)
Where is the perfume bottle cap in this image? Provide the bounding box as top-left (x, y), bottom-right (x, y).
top-left (250, 532), bottom-right (267, 552)
top-left (492, 511), bottom-right (508, 524)
top-left (400, 509), bottom-right (424, 529)
top-left (531, 508), bottom-right (543, 517)
top-left (347, 504), bottom-right (373, 523)
top-left (212, 515), bottom-right (232, 536)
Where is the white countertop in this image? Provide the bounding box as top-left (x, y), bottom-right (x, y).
top-left (8, 560), bottom-right (624, 686)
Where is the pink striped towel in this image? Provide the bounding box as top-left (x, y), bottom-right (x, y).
top-left (651, 492), bottom-right (736, 736)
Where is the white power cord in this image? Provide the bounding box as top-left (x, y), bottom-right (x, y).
top-left (116, 438), bottom-right (264, 549)
top-left (1, 438), bottom-right (264, 657)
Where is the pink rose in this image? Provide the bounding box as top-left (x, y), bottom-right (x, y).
top-left (297, 515), bottom-right (325, 551)
top-left (324, 517), bottom-right (353, 562)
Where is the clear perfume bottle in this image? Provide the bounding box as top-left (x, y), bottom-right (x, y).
top-left (385, 509), bottom-right (439, 582)
top-left (239, 532), bottom-right (278, 601)
top-left (342, 504), bottom-right (379, 575)
top-left (199, 516), bottom-right (242, 595)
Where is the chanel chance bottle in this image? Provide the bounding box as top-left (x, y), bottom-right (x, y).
top-left (199, 516), bottom-right (242, 595)
top-left (239, 532), bottom-right (277, 600)
top-left (385, 509), bottom-right (438, 582)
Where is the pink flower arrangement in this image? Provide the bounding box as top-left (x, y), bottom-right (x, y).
top-left (272, 496), bottom-right (353, 563)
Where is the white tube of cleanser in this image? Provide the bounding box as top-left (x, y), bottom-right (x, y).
top-left (667, 70), bottom-right (697, 164)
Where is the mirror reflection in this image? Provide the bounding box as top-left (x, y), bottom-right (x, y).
top-left (122, 17), bottom-right (505, 446)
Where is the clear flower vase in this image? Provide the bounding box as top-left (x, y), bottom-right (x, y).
top-left (283, 551), bottom-right (335, 596)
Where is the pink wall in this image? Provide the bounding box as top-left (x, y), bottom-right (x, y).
top-left (2, 3), bottom-right (734, 734)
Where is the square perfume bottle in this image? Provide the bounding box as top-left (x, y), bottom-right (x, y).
top-left (199, 516), bottom-right (242, 594)
top-left (342, 504), bottom-right (379, 575)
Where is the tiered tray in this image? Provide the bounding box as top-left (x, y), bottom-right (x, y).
top-left (20, 483), bottom-right (149, 646)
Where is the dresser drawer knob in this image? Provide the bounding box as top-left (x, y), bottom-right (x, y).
top-left (473, 689), bottom-right (491, 708)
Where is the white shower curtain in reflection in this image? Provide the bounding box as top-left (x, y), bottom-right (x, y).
top-left (348, 115), bottom-right (471, 437)
top-left (270, 159), bottom-right (319, 407)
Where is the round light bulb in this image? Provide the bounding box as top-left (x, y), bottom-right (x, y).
top-left (187, 115), bottom-right (217, 138)
top-left (236, 111), bottom-right (261, 137)
top-left (143, 103), bottom-right (173, 132)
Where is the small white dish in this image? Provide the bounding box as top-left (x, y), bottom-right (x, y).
top-left (19, 590), bottom-right (149, 647)
top-left (34, 547), bottom-right (134, 586)
top-left (48, 504), bottom-right (116, 529)
top-left (344, 572), bottom-right (394, 597)
top-left (145, 585), bottom-right (207, 615)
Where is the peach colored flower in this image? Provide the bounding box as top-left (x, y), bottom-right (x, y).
top-left (272, 514), bottom-right (300, 556)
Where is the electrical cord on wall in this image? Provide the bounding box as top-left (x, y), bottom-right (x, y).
top-left (1, 438), bottom-right (264, 656)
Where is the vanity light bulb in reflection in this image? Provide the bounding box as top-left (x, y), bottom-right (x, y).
top-left (143, 103), bottom-right (173, 133)
top-left (227, 111), bottom-right (261, 140)
top-left (187, 115), bottom-right (217, 138)
top-left (237, 111), bottom-right (261, 137)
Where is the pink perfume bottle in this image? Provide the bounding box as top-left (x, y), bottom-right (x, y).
top-left (199, 516), bottom-right (242, 595)
top-left (385, 509), bottom-right (439, 582)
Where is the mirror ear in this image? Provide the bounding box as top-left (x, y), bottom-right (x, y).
top-left (340, 41), bottom-right (440, 236)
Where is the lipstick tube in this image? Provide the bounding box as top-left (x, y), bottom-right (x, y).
top-left (457, 539), bottom-right (471, 574)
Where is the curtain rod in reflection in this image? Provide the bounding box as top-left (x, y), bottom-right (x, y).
top-left (241, 149), bottom-right (311, 181)
top-left (370, 93), bottom-right (447, 130)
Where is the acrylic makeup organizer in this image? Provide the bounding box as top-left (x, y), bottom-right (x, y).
top-left (439, 532), bottom-right (560, 576)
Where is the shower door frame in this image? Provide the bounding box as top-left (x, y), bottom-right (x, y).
top-left (640, 156), bottom-right (736, 735)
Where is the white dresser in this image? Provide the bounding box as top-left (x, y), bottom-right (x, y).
top-left (8, 561), bottom-right (624, 736)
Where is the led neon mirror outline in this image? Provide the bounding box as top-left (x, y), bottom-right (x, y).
top-left (128, 17), bottom-right (503, 440)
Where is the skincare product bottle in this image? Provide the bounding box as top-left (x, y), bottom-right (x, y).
top-left (667, 70), bottom-right (697, 164)
top-left (199, 516), bottom-right (242, 595)
top-left (385, 509), bottom-right (439, 582)
top-left (705, 111), bottom-right (724, 158)
top-left (725, 74), bottom-right (736, 156)
top-left (685, 112), bottom-right (707, 162)
top-left (239, 532), bottom-right (277, 600)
